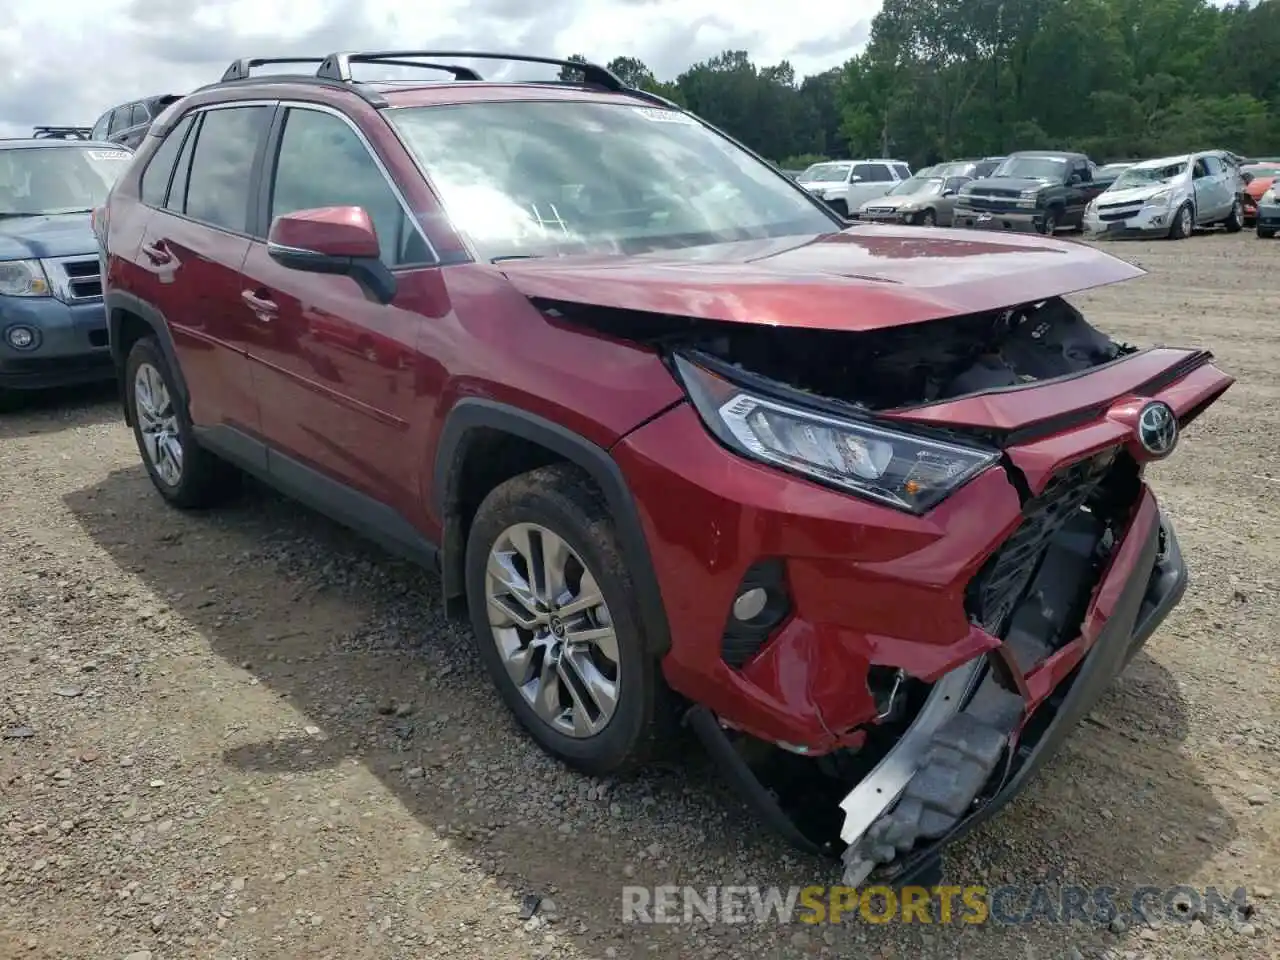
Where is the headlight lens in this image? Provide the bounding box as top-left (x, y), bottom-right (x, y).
top-left (1145, 190), bottom-right (1172, 207)
top-left (674, 355), bottom-right (1001, 513)
top-left (0, 259), bottom-right (51, 297)
top-left (1019, 188), bottom-right (1039, 198)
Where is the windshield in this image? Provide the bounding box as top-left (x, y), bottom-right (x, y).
top-left (1114, 162), bottom-right (1188, 188)
top-left (993, 156), bottom-right (1067, 181)
top-left (0, 146), bottom-right (130, 216)
top-left (799, 162), bottom-right (851, 183)
top-left (388, 102), bottom-right (837, 261)
top-left (932, 161), bottom-right (974, 178)
top-left (887, 177), bottom-right (944, 197)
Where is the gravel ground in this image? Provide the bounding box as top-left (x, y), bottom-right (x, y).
top-left (2, 230), bottom-right (1277, 960)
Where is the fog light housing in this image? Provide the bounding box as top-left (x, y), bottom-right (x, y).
top-left (5, 325), bottom-right (38, 350)
top-left (721, 559), bottom-right (791, 668)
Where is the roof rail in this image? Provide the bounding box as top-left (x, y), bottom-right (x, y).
top-left (32, 126), bottom-right (92, 140)
top-left (221, 57), bottom-right (330, 82)
top-left (315, 51), bottom-right (624, 91)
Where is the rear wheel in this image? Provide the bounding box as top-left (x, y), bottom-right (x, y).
top-left (464, 464), bottom-right (670, 776)
top-left (1260, 226), bottom-right (1277, 239)
top-left (125, 337), bottom-right (239, 509)
top-left (1224, 197), bottom-right (1243, 233)
top-left (1168, 202), bottom-right (1193, 240)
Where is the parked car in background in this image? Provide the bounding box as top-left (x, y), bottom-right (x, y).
top-left (97, 49), bottom-right (1233, 888)
top-left (953, 151), bottom-right (1110, 234)
top-left (796, 159), bottom-right (913, 217)
top-left (856, 174), bottom-right (972, 226)
top-left (1240, 162), bottom-right (1280, 225)
top-left (1094, 162), bottom-right (1134, 184)
top-left (0, 137), bottom-right (131, 402)
top-left (1257, 179), bottom-right (1279, 238)
top-left (1084, 152), bottom-right (1244, 240)
top-left (89, 94), bottom-right (184, 150)
top-left (934, 157), bottom-right (1003, 180)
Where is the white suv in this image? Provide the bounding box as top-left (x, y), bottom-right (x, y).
top-left (796, 159), bottom-right (912, 217)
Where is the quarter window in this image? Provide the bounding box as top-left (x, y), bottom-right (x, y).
top-left (129, 103), bottom-right (149, 128)
top-left (269, 107), bottom-right (429, 266)
top-left (140, 114), bottom-right (195, 207)
top-left (106, 108), bottom-right (129, 137)
top-left (182, 106), bottom-right (271, 233)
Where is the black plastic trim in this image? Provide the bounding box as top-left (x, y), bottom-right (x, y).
top-left (104, 290), bottom-right (191, 420)
top-left (432, 397), bottom-right (672, 656)
top-left (194, 424), bottom-right (439, 570)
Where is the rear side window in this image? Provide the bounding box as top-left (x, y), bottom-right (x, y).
top-left (129, 103), bottom-right (149, 127)
top-left (892, 163), bottom-right (911, 180)
top-left (181, 106), bottom-right (271, 233)
top-left (269, 107), bottom-right (429, 265)
top-left (140, 114), bottom-right (195, 207)
top-left (853, 163), bottom-right (892, 182)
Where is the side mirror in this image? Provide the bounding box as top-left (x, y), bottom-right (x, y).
top-left (267, 206), bottom-right (396, 305)
top-left (1068, 173), bottom-right (1083, 185)
top-left (942, 189), bottom-right (956, 197)
top-left (849, 175), bottom-right (863, 183)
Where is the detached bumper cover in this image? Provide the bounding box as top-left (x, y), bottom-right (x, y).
top-left (1084, 206), bottom-right (1173, 237)
top-left (688, 502), bottom-right (1187, 880)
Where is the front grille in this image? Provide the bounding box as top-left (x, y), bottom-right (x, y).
top-left (966, 451), bottom-right (1120, 637)
top-left (45, 256), bottom-right (103, 301)
top-left (1098, 208), bottom-right (1138, 222)
top-left (963, 196), bottom-right (1024, 213)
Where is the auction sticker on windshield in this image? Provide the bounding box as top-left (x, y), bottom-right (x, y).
top-left (631, 107), bottom-right (697, 124)
top-left (87, 150), bottom-right (131, 161)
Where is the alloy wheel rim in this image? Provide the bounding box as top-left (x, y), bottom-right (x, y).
top-left (485, 522), bottom-right (620, 738)
top-left (134, 362), bottom-right (183, 486)
top-left (1181, 207), bottom-right (1192, 234)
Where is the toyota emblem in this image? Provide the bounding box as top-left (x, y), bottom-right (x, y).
top-left (1136, 401), bottom-right (1178, 457)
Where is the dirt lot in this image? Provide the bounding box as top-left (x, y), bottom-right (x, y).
top-left (2, 230), bottom-right (1278, 960)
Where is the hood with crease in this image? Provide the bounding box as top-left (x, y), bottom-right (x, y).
top-left (498, 225), bottom-right (1145, 332)
top-left (1097, 182), bottom-right (1183, 205)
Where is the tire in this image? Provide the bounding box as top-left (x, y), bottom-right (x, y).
top-left (124, 337), bottom-right (239, 509)
top-left (1168, 202), bottom-right (1193, 240)
top-left (1038, 209), bottom-right (1060, 235)
top-left (918, 209), bottom-right (936, 227)
top-left (0, 389), bottom-right (24, 414)
top-left (1224, 197), bottom-right (1243, 233)
top-left (465, 463), bottom-right (670, 776)
top-left (1260, 227), bottom-right (1276, 239)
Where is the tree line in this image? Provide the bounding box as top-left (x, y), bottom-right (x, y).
top-left (560, 0), bottom-right (1280, 169)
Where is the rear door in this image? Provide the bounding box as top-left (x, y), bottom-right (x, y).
top-left (237, 103), bottom-right (442, 514)
top-left (134, 103), bottom-right (273, 439)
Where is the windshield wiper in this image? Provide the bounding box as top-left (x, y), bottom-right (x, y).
top-left (0, 212), bottom-right (40, 219)
top-left (491, 254), bottom-right (544, 263)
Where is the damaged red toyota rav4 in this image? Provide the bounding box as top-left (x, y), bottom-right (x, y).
top-left (95, 52), bottom-right (1233, 885)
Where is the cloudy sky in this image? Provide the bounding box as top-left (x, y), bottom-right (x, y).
top-left (0, 0), bottom-right (878, 138)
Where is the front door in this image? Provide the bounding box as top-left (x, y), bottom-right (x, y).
top-left (131, 104), bottom-right (273, 437)
top-left (238, 104), bottom-right (444, 516)
top-left (1191, 157), bottom-right (1222, 223)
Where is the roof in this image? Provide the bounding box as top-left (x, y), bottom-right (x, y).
top-left (1007, 150), bottom-right (1085, 160)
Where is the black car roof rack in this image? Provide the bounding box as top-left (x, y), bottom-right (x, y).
top-left (31, 125), bottom-right (92, 140)
top-left (315, 51), bottom-right (624, 91)
top-left (221, 57), bottom-right (332, 82)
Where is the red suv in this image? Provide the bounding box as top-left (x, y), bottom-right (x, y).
top-left (96, 51), bottom-right (1233, 885)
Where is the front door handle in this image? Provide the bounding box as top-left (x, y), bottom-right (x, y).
top-left (141, 241), bottom-right (171, 265)
top-left (241, 289), bottom-right (278, 320)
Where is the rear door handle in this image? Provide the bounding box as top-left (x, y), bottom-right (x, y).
top-left (141, 241), bottom-right (171, 265)
top-left (241, 289), bottom-right (278, 320)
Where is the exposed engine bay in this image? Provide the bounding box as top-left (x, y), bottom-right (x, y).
top-left (543, 295), bottom-right (1134, 411)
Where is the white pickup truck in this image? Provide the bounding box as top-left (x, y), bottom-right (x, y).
top-left (795, 159), bottom-right (913, 217)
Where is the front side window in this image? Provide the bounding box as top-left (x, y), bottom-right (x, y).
top-left (1203, 155), bottom-right (1223, 175)
top-left (270, 108), bottom-right (429, 265)
top-left (853, 163), bottom-right (891, 182)
top-left (388, 101), bottom-right (835, 261)
top-left (182, 106), bottom-right (271, 233)
top-left (0, 146), bottom-right (133, 217)
top-left (994, 156), bottom-right (1068, 181)
top-left (140, 114), bottom-right (195, 207)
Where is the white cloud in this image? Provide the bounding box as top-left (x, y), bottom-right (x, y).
top-left (0, 0), bottom-right (878, 139)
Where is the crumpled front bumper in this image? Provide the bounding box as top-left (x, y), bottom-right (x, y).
top-left (687, 492), bottom-right (1187, 881)
top-left (1084, 205), bottom-right (1174, 238)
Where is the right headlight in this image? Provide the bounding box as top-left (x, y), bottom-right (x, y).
top-left (1144, 190), bottom-right (1172, 207)
top-left (0, 259), bottom-right (51, 298)
top-left (674, 355), bottom-right (1001, 513)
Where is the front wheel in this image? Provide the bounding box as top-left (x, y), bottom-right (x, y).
top-left (1224, 197), bottom-right (1243, 233)
top-left (917, 209), bottom-right (937, 227)
top-left (125, 337), bottom-right (239, 509)
top-left (464, 463), bottom-right (669, 776)
top-left (1038, 210), bottom-right (1059, 235)
top-left (1260, 226), bottom-right (1277, 239)
top-left (1168, 202), bottom-right (1193, 240)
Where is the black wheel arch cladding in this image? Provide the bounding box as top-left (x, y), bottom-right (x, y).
top-left (433, 398), bottom-right (673, 656)
top-left (106, 291), bottom-right (190, 424)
